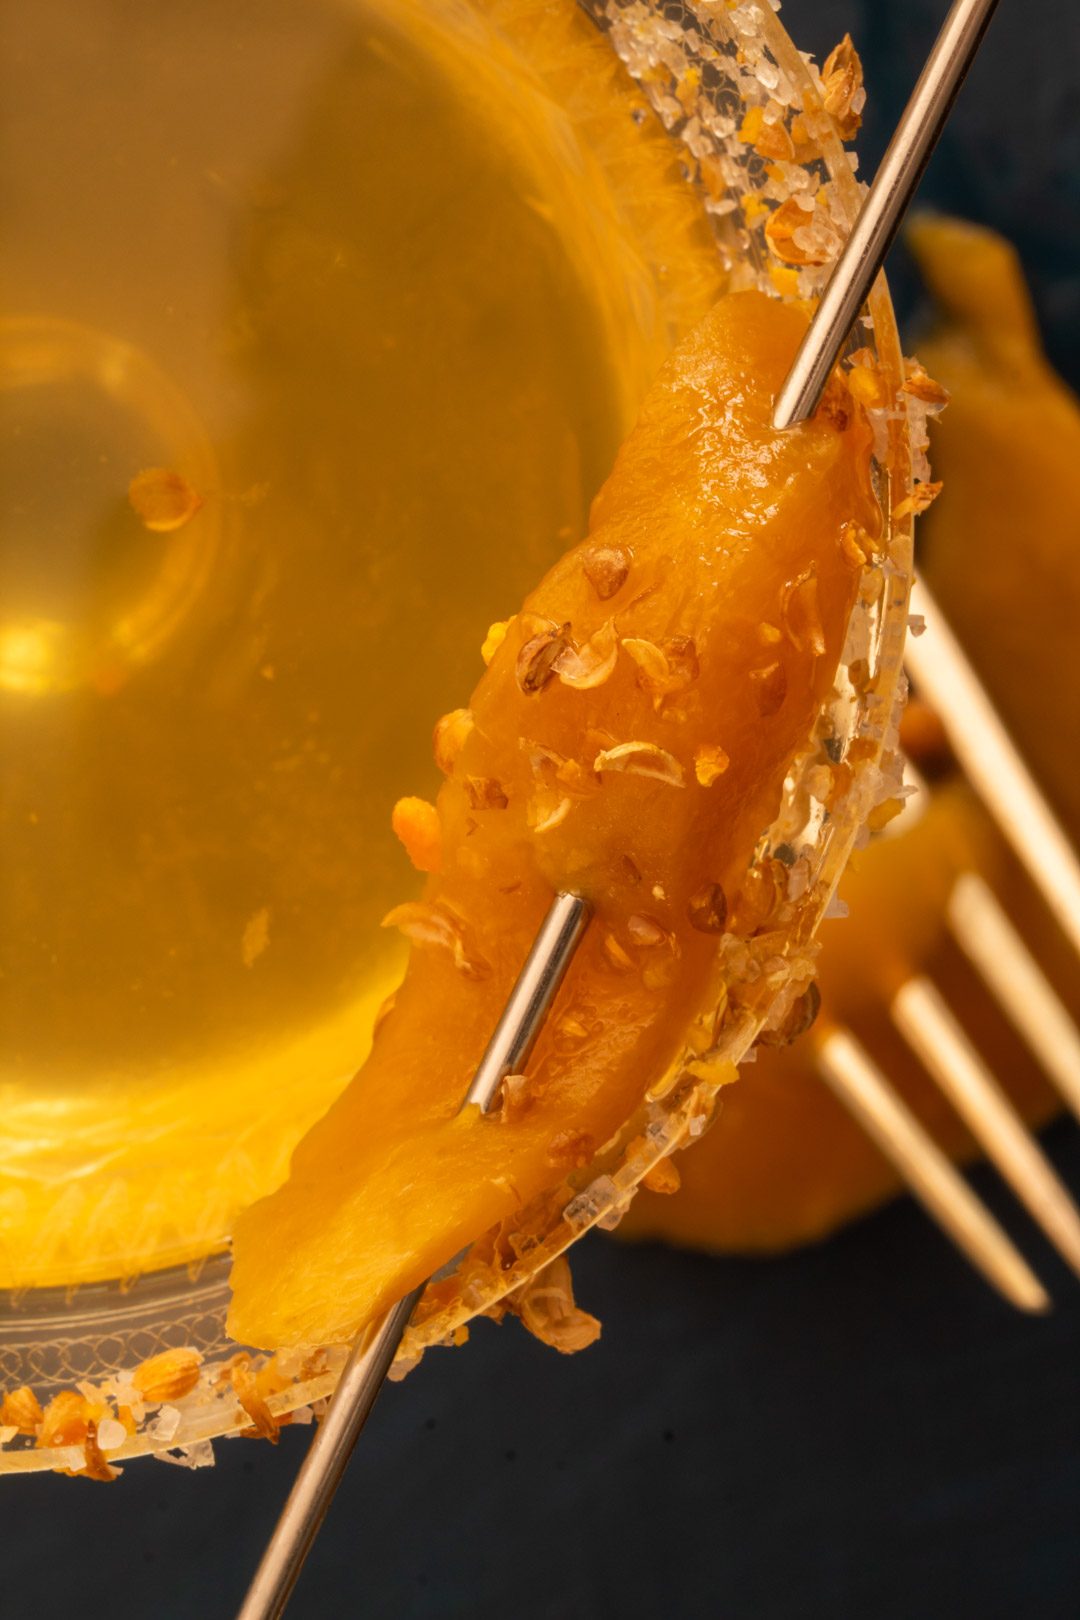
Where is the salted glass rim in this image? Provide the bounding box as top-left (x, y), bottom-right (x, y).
top-left (1, 0), bottom-right (915, 1473)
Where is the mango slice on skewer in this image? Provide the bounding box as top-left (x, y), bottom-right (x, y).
top-left (228, 290), bottom-right (880, 1349)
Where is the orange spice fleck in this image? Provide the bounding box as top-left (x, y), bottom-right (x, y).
top-left (902, 361), bottom-right (950, 409)
top-left (892, 481), bottom-right (943, 519)
top-left (433, 708), bottom-right (475, 774)
top-left (694, 743), bottom-right (730, 787)
top-left (128, 467), bottom-right (203, 533)
top-left (392, 796), bottom-right (442, 873)
top-left (37, 1390), bottom-right (92, 1450)
top-left (642, 1157), bottom-right (682, 1196)
top-left (1, 1385), bottom-right (43, 1434)
top-left (821, 35), bottom-right (865, 141)
top-left (547, 1129), bottom-right (596, 1168)
top-left (131, 1347), bottom-right (203, 1405)
top-left (481, 617), bottom-right (515, 666)
top-left (765, 198), bottom-right (832, 267)
top-left (231, 1356), bottom-right (280, 1443)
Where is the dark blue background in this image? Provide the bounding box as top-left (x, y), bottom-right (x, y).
top-left (6, 3), bottom-right (1079, 1615)
top-left (8, 1133), bottom-right (1080, 1619)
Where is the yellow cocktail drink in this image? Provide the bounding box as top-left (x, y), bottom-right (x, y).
top-left (0, 0), bottom-right (723, 1287)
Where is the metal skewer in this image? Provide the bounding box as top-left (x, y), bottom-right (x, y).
top-left (239, 5), bottom-right (1000, 1612)
top-left (773, 0), bottom-right (999, 429)
top-left (238, 892), bottom-right (589, 1620)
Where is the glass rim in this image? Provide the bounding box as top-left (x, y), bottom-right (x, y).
top-left (2, 0), bottom-right (915, 1474)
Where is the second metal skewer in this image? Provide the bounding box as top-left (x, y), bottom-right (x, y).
top-left (773, 0), bottom-right (1000, 429)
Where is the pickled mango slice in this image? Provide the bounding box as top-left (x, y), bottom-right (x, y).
top-left (228, 290), bottom-right (880, 1349)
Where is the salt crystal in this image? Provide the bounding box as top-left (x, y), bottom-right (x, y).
top-left (656, 94), bottom-right (681, 131)
top-left (156, 1440), bottom-right (215, 1470)
top-left (96, 1418), bottom-right (127, 1452)
top-left (866, 407), bottom-right (891, 465)
top-left (589, 1173), bottom-right (619, 1204)
top-left (149, 1404), bottom-right (182, 1443)
top-left (824, 893), bottom-right (850, 920)
top-left (563, 1175), bottom-right (619, 1231)
top-left (0, 1425), bottom-right (17, 1445)
top-left (907, 614), bottom-right (927, 637)
top-left (773, 72), bottom-right (796, 106)
top-left (269, 1346), bottom-right (306, 1380)
top-left (731, 2), bottom-right (765, 37)
top-left (785, 857), bottom-right (812, 901)
top-left (597, 1191), bottom-right (637, 1232)
top-left (289, 1406), bottom-right (315, 1426)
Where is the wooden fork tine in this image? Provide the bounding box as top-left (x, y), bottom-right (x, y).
top-left (816, 1024), bottom-right (1049, 1313)
top-left (893, 976), bottom-right (1080, 1279)
top-left (948, 872), bottom-right (1080, 1126)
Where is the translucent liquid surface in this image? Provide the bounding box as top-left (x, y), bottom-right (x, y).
top-left (0, 0), bottom-right (722, 1283)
